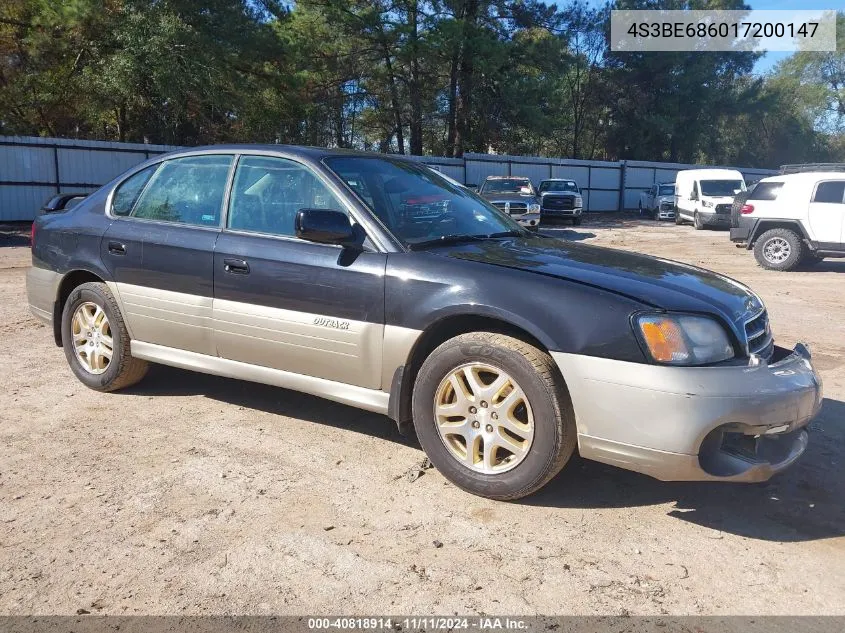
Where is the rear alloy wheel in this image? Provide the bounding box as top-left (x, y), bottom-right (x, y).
top-left (412, 332), bottom-right (576, 500)
top-left (753, 228), bottom-right (803, 271)
top-left (62, 282), bottom-right (149, 391)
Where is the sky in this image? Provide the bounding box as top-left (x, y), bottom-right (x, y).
top-left (567, 0), bottom-right (845, 75)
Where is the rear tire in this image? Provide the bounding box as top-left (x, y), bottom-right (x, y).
top-left (61, 282), bottom-right (149, 391)
top-left (753, 228), bottom-right (803, 271)
top-left (412, 332), bottom-right (577, 500)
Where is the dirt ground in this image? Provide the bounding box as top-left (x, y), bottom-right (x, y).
top-left (1, 217), bottom-right (843, 616)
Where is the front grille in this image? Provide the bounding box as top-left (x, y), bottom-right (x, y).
top-left (543, 196), bottom-right (574, 210)
top-left (745, 310), bottom-right (774, 359)
top-left (493, 202), bottom-right (528, 214)
top-left (716, 204), bottom-right (732, 214)
top-left (660, 202), bottom-right (674, 210)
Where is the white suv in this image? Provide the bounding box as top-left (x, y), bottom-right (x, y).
top-left (730, 171), bottom-right (845, 271)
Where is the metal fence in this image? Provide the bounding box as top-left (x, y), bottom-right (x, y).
top-left (0, 135), bottom-right (777, 221)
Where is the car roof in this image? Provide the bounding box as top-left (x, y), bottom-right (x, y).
top-left (540, 178), bottom-right (576, 182)
top-left (485, 175), bottom-right (530, 180)
top-left (676, 169), bottom-right (744, 178)
top-left (761, 171), bottom-right (845, 183)
top-left (160, 144), bottom-right (416, 162)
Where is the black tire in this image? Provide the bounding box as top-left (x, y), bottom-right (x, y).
top-left (674, 211), bottom-right (683, 225)
top-left (412, 332), bottom-right (577, 500)
top-left (753, 228), bottom-right (803, 271)
top-left (572, 217), bottom-right (582, 226)
top-left (61, 281), bottom-right (149, 391)
top-left (693, 211), bottom-right (704, 230)
top-left (637, 202), bottom-right (643, 216)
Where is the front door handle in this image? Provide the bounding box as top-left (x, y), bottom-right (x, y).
top-left (223, 258), bottom-right (250, 274)
top-left (108, 241), bottom-right (126, 255)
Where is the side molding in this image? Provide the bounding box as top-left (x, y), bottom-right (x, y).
top-left (130, 340), bottom-right (391, 415)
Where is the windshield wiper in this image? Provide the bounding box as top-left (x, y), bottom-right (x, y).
top-left (407, 231), bottom-right (523, 250)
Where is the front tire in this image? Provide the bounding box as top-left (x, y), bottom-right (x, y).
top-left (412, 332), bottom-right (577, 500)
top-left (61, 282), bottom-right (149, 391)
top-left (753, 228), bottom-right (803, 271)
top-left (572, 217), bottom-right (582, 226)
top-left (693, 211), bottom-right (704, 230)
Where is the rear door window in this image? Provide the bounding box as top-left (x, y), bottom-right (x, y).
top-left (131, 155), bottom-right (233, 226)
top-left (749, 182), bottom-right (784, 201)
top-left (813, 181), bottom-right (845, 204)
top-left (112, 165), bottom-right (157, 216)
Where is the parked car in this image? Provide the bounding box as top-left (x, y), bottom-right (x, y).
top-left (27, 145), bottom-right (822, 499)
top-left (478, 176), bottom-right (541, 230)
top-left (537, 178), bottom-right (583, 225)
top-left (37, 193), bottom-right (88, 217)
top-left (639, 183), bottom-right (675, 220)
top-left (675, 169), bottom-right (746, 229)
top-left (730, 170), bottom-right (845, 271)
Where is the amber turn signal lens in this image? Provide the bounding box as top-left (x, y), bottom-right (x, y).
top-left (639, 318), bottom-right (688, 363)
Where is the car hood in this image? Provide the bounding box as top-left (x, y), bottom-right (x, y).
top-left (540, 191), bottom-right (577, 197)
top-left (426, 235), bottom-right (762, 326)
top-left (657, 195), bottom-right (674, 204)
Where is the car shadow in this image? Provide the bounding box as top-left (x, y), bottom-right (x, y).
top-left (124, 364), bottom-right (414, 447)
top-left (539, 227), bottom-right (597, 241)
top-left (528, 397), bottom-right (845, 543)
top-left (127, 366), bottom-right (844, 542)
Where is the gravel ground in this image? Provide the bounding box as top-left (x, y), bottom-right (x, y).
top-left (0, 217), bottom-right (843, 616)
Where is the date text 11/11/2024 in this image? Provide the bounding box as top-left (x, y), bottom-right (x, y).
top-left (307, 617), bottom-right (529, 630)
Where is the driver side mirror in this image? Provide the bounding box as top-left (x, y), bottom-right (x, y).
top-left (295, 209), bottom-right (356, 246)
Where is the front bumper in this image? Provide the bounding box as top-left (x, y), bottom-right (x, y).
top-left (513, 212), bottom-right (541, 229)
top-left (698, 209), bottom-right (731, 226)
top-left (551, 344), bottom-right (822, 482)
top-left (542, 207), bottom-right (582, 217)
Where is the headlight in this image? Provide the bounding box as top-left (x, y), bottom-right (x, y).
top-left (702, 200), bottom-right (714, 208)
top-left (634, 314), bottom-right (734, 365)
top-left (574, 196), bottom-right (583, 207)
top-left (528, 203), bottom-right (540, 213)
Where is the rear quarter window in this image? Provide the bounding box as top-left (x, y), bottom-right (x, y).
top-left (748, 182), bottom-right (783, 201)
top-left (813, 181), bottom-right (845, 204)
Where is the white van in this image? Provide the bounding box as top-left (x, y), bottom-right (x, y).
top-left (674, 169), bottom-right (746, 230)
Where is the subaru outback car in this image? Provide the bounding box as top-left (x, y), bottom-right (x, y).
top-left (27, 146), bottom-right (822, 500)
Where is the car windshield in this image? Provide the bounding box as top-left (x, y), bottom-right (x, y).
top-left (700, 180), bottom-right (744, 196)
top-left (480, 178), bottom-right (535, 195)
top-left (658, 185), bottom-right (675, 196)
top-left (539, 181), bottom-right (578, 193)
top-left (324, 156), bottom-right (524, 247)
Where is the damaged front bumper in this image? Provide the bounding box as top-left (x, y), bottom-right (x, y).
top-left (551, 343), bottom-right (823, 482)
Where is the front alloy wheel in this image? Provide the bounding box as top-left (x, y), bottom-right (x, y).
top-left (412, 332), bottom-right (577, 500)
top-left (434, 362), bottom-right (534, 474)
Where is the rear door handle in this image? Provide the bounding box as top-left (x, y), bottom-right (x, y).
top-left (108, 241), bottom-right (126, 255)
top-left (223, 258), bottom-right (250, 274)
